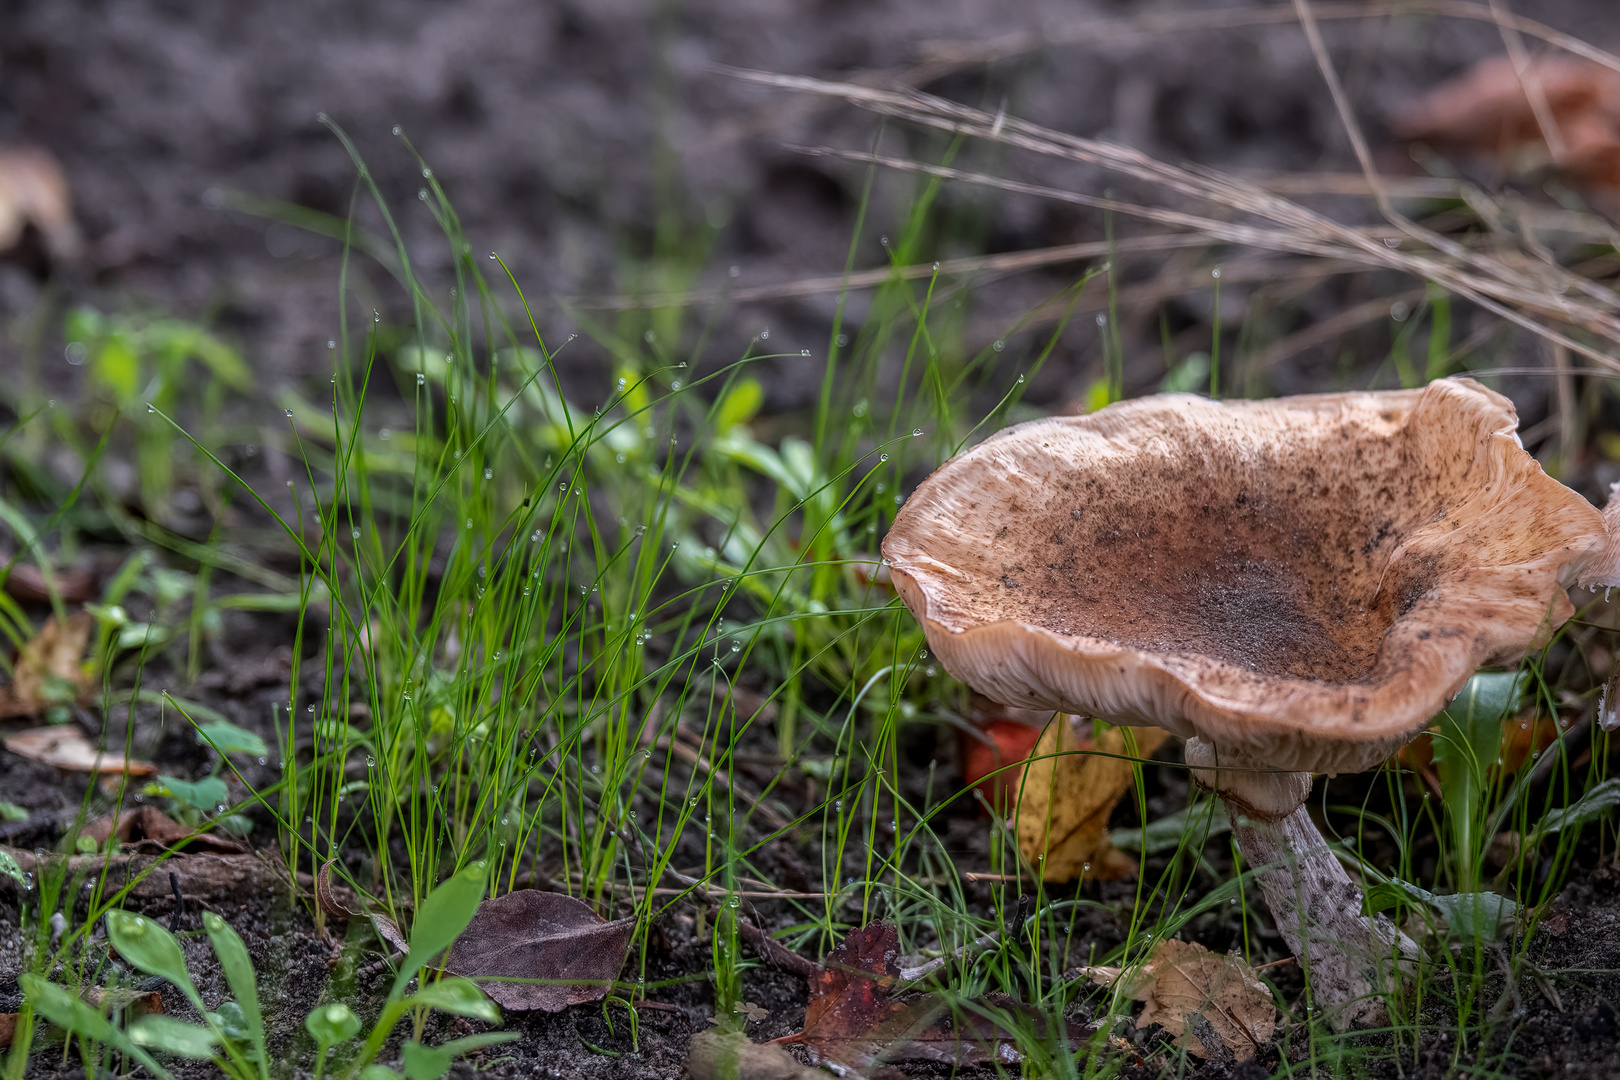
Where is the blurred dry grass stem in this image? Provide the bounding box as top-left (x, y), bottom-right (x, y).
top-left (725, 57), bottom-right (1620, 371)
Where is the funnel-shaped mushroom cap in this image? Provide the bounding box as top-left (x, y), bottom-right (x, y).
top-left (883, 378), bottom-right (1609, 776)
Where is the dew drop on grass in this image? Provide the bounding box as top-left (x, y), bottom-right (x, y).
top-left (484, 467), bottom-right (493, 480)
top-left (616, 452), bottom-right (626, 464)
top-left (351, 528), bottom-right (361, 540)
top-left (879, 453), bottom-right (888, 463)
top-left (912, 428), bottom-right (924, 437)
top-left (759, 330), bottom-right (769, 341)
top-left (416, 373), bottom-right (426, 386)
top-left (801, 349), bottom-right (811, 356)
top-left (284, 409), bottom-right (294, 418)
top-left (1017, 374), bottom-right (1025, 383)
top-left (418, 189), bottom-right (427, 201)
top-left (731, 640), bottom-right (741, 653)
top-left (421, 167), bottom-right (432, 179)
top-left (147, 403), bottom-right (155, 413)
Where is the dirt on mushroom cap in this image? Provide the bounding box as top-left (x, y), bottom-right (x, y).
top-left (882, 378), bottom-right (1611, 776)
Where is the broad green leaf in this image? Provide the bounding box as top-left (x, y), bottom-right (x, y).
top-left (21, 973), bottom-right (174, 1080)
top-left (197, 719), bottom-right (268, 759)
top-left (1431, 671), bottom-right (1526, 891)
top-left (391, 863), bottom-right (486, 1000)
top-left (0, 849), bottom-right (26, 885)
top-left (403, 1032), bottom-right (520, 1079)
top-left (1111, 798), bottom-right (1230, 854)
top-left (158, 775), bottom-right (229, 814)
top-left (129, 1014), bottom-right (220, 1059)
top-left (305, 1002), bottom-right (362, 1046)
top-left (402, 1040), bottom-right (453, 1080)
top-left (213, 1000), bottom-right (251, 1043)
top-left (0, 799), bottom-right (27, 822)
top-left (714, 379), bottom-right (764, 432)
top-left (1537, 778), bottom-right (1620, 838)
top-left (360, 1068), bottom-right (403, 1080)
top-left (105, 910), bottom-right (204, 1011)
top-left (1428, 891), bottom-right (1518, 940)
top-left (204, 912), bottom-right (263, 1055)
top-left (1160, 352), bottom-right (1211, 394)
top-left (408, 977), bottom-right (500, 1023)
top-left (92, 334), bottom-right (141, 402)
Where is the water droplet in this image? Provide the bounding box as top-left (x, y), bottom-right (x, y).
top-left (351, 528), bottom-right (361, 540)
top-left (879, 453), bottom-right (888, 462)
top-left (146, 403), bottom-right (155, 413)
top-left (992, 340), bottom-right (1005, 352)
top-left (759, 329), bottom-right (769, 340)
top-left (1212, 266), bottom-right (1223, 278)
top-left (616, 452), bottom-right (627, 464)
top-left (731, 640), bottom-right (741, 653)
top-left (416, 373), bottom-right (426, 386)
top-left (284, 409), bottom-right (294, 418)
top-left (421, 167), bottom-right (433, 179)
top-left (671, 380), bottom-right (682, 390)
top-left (1017, 374), bottom-right (1025, 383)
top-left (912, 428), bottom-right (924, 437)
top-left (391, 125), bottom-right (402, 135)
top-left (484, 467), bottom-right (493, 480)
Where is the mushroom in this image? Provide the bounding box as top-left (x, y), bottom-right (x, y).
top-left (882, 378), bottom-right (1617, 1027)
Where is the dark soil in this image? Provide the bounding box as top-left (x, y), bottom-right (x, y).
top-left (7, 0), bottom-right (1620, 1078)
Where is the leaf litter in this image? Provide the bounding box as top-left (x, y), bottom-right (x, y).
top-left (1016, 715), bottom-right (1167, 882)
top-left (1071, 938), bottom-right (1276, 1061)
top-left (442, 889), bottom-right (635, 1012)
top-left (0, 613), bottom-right (97, 719)
top-left (773, 921), bottom-right (1089, 1071)
top-left (3, 726), bottom-right (155, 776)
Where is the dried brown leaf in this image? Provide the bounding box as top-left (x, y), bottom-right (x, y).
top-left (1016, 718), bottom-right (1166, 882)
top-left (314, 858), bottom-right (365, 920)
top-left (2, 564), bottom-right (94, 606)
top-left (443, 889), bottom-right (634, 1012)
top-left (82, 806), bottom-right (245, 854)
top-left (779, 922), bottom-right (1083, 1070)
top-left (0, 846), bottom-right (284, 900)
top-left (0, 1013), bottom-right (15, 1050)
top-left (1106, 939), bottom-right (1276, 1061)
top-left (0, 147), bottom-right (80, 260)
top-left (1395, 56), bottom-right (1620, 189)
top-left (686, 1030), bottom-right (824, 1080)
top-left (3, 727), bottom-right (155, 776)
top-left (82, 986), bottom-right (163, 1019)
top-left (0, 614), bottom-right (96, 719)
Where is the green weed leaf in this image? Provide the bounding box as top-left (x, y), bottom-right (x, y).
top-left (197, 719), bottom-right (268, 758)
top-left (391, 863), bottom-right (486, 1000)
top-left (1537, 778), bottom-right (1620, 838)
top-left (0, 800), bottom-right (26, 822)
top-left (105, 910), bottom-right (203, 1011)
top-left (403, 1033), bottom-right (520, 1080)
top-left (158, 774), bottom-right (229, 814)
top-left (0, 849), bottom-right (25, 886)
top-left (204, 912), bottom-right (264, 1054)
top-left (359, 1069), bottom-right (402, 1080)
top-left (715, 379), bottom-right (764, 431)
top-left (408, 977), bottom-right (500, 1023)
top-left (305, 1002), bottom-right (362, 1046)
top-left (129, 1014), bottom-right (221, 1059)
top-left (21, 973), bottom-right (174, 1080)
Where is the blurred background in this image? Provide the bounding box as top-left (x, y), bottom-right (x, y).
top-left (2, 0), bottom-right (1615, 435)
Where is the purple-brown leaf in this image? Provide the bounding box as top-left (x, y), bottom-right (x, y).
top-left (444, 889), bottom-right (634, 1012)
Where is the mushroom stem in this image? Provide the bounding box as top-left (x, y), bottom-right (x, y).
top-left (1225, 801), bottom-right (1417, 1030)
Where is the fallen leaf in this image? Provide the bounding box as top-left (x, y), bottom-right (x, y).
top-left (0, 1013), bottom-right (15, 1050)
top-left (1080, 939), bottom-right (1275, 1061)
top-left (960, 696), bottom-right (1047, 811)
top-left (82, 806), bottom-right (246, 854)
top-left (778, 922), bottom-right (1082, 1070)
top-left (0, 147), bottom-right (81, 260)
top-left (443, 889), bottom-right (634, 1011)
top-left (314, 858), bottom-right (365, 920)
top-left (82, 986), bottom-right (163, 1020)
top-left (1394, 56), bottom-right (1620, 190)
top-left (1016, 717), bottom-right (1166, 882)
top-left (3, 726), bottom-right (155, 776)
top-left (371, 913), bottom-right (409, 955)
top-left (686, 1029), bottom-right (824, 1080)
top-left (0, 613), bottom-right (96, 719)
top-left (1, 562), bottom-right (94, 606)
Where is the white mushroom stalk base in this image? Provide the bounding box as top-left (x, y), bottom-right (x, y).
top-left (1227, 802), bottom-right (1418, 1030)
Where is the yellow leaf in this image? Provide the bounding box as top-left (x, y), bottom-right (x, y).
top-left (1015, 716), bottom-right (1165, 882)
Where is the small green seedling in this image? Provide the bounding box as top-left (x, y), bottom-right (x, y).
top-left (23, 864), bottom-right (507, 1080)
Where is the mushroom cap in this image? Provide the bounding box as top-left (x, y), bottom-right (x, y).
top-left (882, 378), bottom-right (1607, 776)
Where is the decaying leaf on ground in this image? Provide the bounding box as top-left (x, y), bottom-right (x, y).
top-left (0, 147), bottom-right (81, 260)
top-left (443, 889), bottom-right (634, 1011)
top-left (1394, 55), bottom-right (1620, 191)
top-left (776, 921), bottom-right (1085, 1070)
top-left (0, 846), bottom-right (284, 900)
top-left (1072, 939), bottom-right (1276, 1060)
top-left (1016, 716), bottom-right (1167, 881)
top-left (0, 1013), bottom-right (15, 1050)
top-left (0, 613), bottom-right (97, 719)
top-left (3, 726), bottom-right (154, 776)
top-left (686, 1030), bottom-right (824, 1080)
top-left (82, 806), bottom-right (246, 854)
